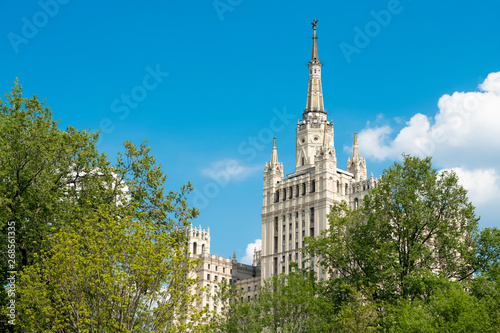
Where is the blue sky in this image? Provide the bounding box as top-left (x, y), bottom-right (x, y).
top-left (2, 0), bottom-right (500, 263)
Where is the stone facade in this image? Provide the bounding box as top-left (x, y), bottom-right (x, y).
top-left (188, 225), bottom-right (261, 314)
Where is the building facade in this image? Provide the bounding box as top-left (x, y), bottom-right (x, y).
top-left (188, 225), bottom-right (261, 313)
top-left (260, 22), bottom-right (378, 282)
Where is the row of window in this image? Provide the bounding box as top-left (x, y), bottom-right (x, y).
top-left (206, 264), bottom-right (230, 274)
top-left (274, 181), bottom-right (315, 202)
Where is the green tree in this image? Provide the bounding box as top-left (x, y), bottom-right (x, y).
top-left (306, 155), bottom-right (480, 302)
top-left (1, 81), bottom-right (204, 331)
top-left (17, 207), bottom-right (207, 332)
top-left (209, 267), bottom-right (335, 332)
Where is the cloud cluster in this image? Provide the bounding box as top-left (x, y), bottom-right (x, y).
top-left (241, 239), bottom-right (261, 265)
top-left (201, 159), bottom-right (261, 182)
top-left (357, 71), bottom-right (500, 216)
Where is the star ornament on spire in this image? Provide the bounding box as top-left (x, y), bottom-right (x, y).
top-left (311, 19), bottom-right (318, 30)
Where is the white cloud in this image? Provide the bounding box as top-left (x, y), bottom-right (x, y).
top-left (241, 239), bottom-right (261, 265)
top-left (441, 167), bottom-right (500, 206)
top-left (201, 159), bottom-right (260, 182)
top-left (358, 71), bottom-right (500, 169)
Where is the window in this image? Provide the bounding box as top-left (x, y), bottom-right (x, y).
top-left (345, 184), bottom-right (348, 195)
top-left (207, 274), bottom-right (210, 280)
top-left (337, 180), bottom-right (340, 193)
top-left (311, 180), bottom-right (316, 193)
top-left (283, 215), bottom-right (286, 221)
top-left (282, 224), bottom-right (285, 231)
top-left (282, 235), bottom-right (285, 242)
top-left (207, 264), bottom-right (210, 269)
top-left (302, 210), bottom-right (305, 216)
top-left (289, 223), bottom-right (292, 230)
top-left (274, 217), bottom-right (278, 232)
top-left (248, 296), bottom-right (251, 301)
top-left (289, 253), bottom-right (292, 260)
top-left (248, 286), bottom-right (251, 292)
top-left (255, 285), bottom-right (258, 291)
top-left (295, 242), bottom-right (298, 249)
top-left (230, 269), bottom-right (232, 274)
top-left (215, 275), bottom-right (218, 281)
top-left (289, 234), bottom-right (292, 240)
top-left (295, 211), bottom-right (299, 218)
top-left (275, 190), bottom-right (279, 202)
top-left (222, 277), bottom-right (225, 282)
top-left (302, 230), bottom-right (305, 236)
top-left (283, 188), bottom-right (286, 201)
top-left (214, 306), bottom-right (217, 312)
top-left (223, 267), bottom-right (225, 273)
top-left (302, 183), bottom-right (306, 195)
top-left (296, 185), bottom-right (299, 197)
top-left (310, 228), bottom-right (314, 237)
top-left (289, 186), bottom-right (293, 199)
top-left (301, 157), bottom-right (305, 166)
top-left (215, 266), bottom-right (217, 271)
top-left (295, 221), bottom-right (298, 228)
top-left (282, 266), bottom-right (285, 273)
top-left (295, 252), bottom-right (299, 260)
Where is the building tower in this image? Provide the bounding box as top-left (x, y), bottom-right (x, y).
top-left (260, 21), bottom-right (377, 283)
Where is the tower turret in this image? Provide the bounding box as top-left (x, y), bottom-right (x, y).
top-left (347, 132), bottom-right (367, 181)
top-left (296, 20), bottom-right (335, 172)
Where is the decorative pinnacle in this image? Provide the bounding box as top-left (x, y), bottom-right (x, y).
top-left (311, 19), bottom-right (318, 30)
top-left (271, 137), bottom-right (279, 165)
top-left (311, 19), bottom-right (319, 61)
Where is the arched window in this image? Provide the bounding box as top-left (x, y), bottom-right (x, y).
top-left (201, 244), bottom-right (205, 254)
top-left (354, 198), bottom-right (359, 209)
top-left (193, 242), bottom-right (197, 255)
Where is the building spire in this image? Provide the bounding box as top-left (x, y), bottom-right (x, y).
top-left (304, 19), bottom-right (325, 118)
top-left (352, 132), bottom-right (359, 160)
top-left (271, 137), bottom-right (279, 165)
top-left (311, 19), bottom-right (319, 61)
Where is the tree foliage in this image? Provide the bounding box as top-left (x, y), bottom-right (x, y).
top-left (0, 80), bottom-right (205, 331)
top-left (306, 155), bottom-right (480, 301)
top-left (208, 267), bottom-right (334, 333)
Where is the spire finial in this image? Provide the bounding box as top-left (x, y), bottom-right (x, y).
top-left (352, 132), bottom-right (359, 160)
top-left (271, 137), bottom-right (279, 166)
top-left (311, 19), bottom-right (319, 61)
top-left (311, 19), bottom-right (318, 30)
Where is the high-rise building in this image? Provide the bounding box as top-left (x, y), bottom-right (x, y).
top-left (260, 21), bottom-right (378, 282)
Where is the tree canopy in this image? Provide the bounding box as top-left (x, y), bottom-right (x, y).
top-left (0, 80), bottom-right (205, 332)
